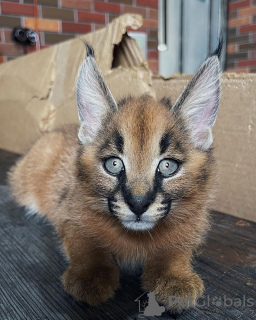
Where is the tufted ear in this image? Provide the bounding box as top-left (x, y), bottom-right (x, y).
top-left (76, 42), bottom-right (117, 145)
top-left (173, 55), bottom-right (221, 151)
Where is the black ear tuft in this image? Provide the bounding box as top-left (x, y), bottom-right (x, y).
top-left (83, 41), bottom-right (94, 57)
top-left (211, 35), bottom-right (223, 60)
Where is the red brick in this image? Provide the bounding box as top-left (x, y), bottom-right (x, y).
top-left (228, 16), bottom-right (250, 28)
top-left (62, 22), bottom-right (91, 33)
top-left (25, 18), bottom-right (59, 32)
top-left (137, 0), bottom-right (158, 8)
top-left (228, 0), bottom-right (250, 10)
top-left (123, 5), bottom-right (146, 17)
top-left (61, 0), bottom-right (91, 11)
top-left (78, 12), bottom-right (105, 24)
top-left (228, 9), bottom-right (238, 19)
top-left (148, 60), bottom-right (158, 74)
top-left (149, 8), bottom-right (158, 20)
top-left (238, 59), bottom-right (256, 67)
top-left (1, 2), bottom-right (37, 16)
top-left (227, 44), bottom-right (237, 53)
top-left (108, 0), bottom-right (132, 4)
top-left (148, 50), bottom-right (158, 59)
top-left (240, 25), bottom-right (256, 33)
top-left (26, 45), bottom-right (37, 54)
top-left (4, 29), bottom-right (13, 43)
top-left (0, 56), bottom-right (5, 63)
top-left (240, 6), bottom-right (256, 16)
top-left (95, 1), bottom-right (120, 14)
top-left (143, 19), bottom-right (158, 29)
top-left (0, 43), bottom-right (24, 55)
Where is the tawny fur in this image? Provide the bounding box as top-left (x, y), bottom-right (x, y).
top-left (9, 95), bottom-right (215, 310)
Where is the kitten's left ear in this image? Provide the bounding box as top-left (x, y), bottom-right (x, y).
top-left (76, 42), bottom-right (117, 145)
top-left (173, 55), bottom-right (221, 151)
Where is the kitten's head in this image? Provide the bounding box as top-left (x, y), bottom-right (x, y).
top-left (76, 43), bottom-right (221, 231)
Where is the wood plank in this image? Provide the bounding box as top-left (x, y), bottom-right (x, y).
top-left (0, 149), bottom-right (255, 319)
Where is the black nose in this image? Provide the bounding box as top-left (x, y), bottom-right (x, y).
top-left (126, 195), bottom-right (151, 216)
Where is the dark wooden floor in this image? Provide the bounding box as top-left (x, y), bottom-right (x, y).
top-left (0, 149), bottom-right (256, 320)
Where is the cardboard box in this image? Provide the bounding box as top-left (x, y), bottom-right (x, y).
top-left (0, 14), bottom-right (153, 153)
top-left (153, 74), bottom-right (256, 222)
top-left (0, 14), bottom-right (256, 222)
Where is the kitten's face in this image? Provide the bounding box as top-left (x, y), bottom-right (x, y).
top-left (76, 43), bottom-right (220, 231)
top-left (78, 96), bottom-right (212, 231)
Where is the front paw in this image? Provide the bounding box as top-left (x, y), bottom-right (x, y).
top-left (62, 264), bottom-right (120, 306)
top-left (145, 273), bottom-right (204, 312)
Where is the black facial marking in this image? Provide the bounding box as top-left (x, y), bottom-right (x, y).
top-left (160, 133), bottom-right (171, 154)
top-left (175, 140), bottom-right (185, 155)
top-left (99, 138), bottom-right (111, 154)
top-left (108, 197), bottom-right (120, 217)
top-left (157, 199), bottom-right (172, 219)
top-left (114, 131), bottom-right (124, 154)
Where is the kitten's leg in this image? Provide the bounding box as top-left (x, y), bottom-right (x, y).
top-left (142, 250), bottom-right (203, 311)
top-left (60, 226), bottom-right (120, 306)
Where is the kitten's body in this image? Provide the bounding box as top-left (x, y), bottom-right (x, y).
top-left (9, 44), bottom-right (221, 310)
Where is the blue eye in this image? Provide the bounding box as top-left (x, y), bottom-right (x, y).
top-left (104, 157), bottom-right (124, 175)
top-left (158, 159), bottom-right (179, 177)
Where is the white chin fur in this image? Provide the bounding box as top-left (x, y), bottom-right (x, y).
top-left (122, 220), bottom-right (155, 231)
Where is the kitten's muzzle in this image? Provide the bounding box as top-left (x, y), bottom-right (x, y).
top-left (126, 195), bottom-right (151, 218)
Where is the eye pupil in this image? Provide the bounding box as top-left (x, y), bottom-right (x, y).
top-left (165, 162), bottom-right (169, 168)
top-left (113, 161), bottom-right (117, 166)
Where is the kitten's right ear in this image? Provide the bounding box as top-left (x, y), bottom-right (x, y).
top-left (172, 55), bottom-right (221, 151)
top-left (76, 42), bottom-right (117, 145)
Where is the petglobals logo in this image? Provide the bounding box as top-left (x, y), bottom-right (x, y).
top-left (169, 295), bottom-right (255, 309)
top-left (135, 292), bottom-right (255, 317)
top-left (135, 292), bottom-right (165, 317)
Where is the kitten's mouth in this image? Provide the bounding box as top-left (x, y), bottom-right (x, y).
top-left (121, 219), bottom-right (155, 231)
top-left (108, 197), bottom-right (171, 231)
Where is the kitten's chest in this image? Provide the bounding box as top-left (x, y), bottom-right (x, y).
top-left (115, 255), bottom-right (143, 275)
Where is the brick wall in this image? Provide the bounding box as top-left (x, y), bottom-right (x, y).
top-left (0, 0), bottom-right (158, 74)
top-left (2, 0), bottom-right (255, 75)
top-left (226, 0), bottom-right (256, 73)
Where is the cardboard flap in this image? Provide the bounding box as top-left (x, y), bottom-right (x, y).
top-left (0, 14), bottom-right (151, 153)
